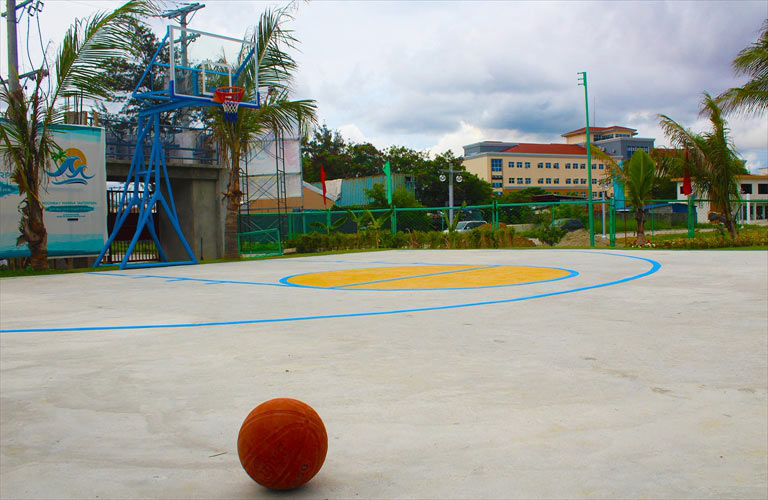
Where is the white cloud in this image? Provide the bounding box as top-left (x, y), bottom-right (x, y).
top-left (337, 124), bottom-right (367, 144)
top-left (9, 0), bottom-right (764, 169)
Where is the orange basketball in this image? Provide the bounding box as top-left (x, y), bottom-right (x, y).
top-left (237, 398), bottom-right (328, 490)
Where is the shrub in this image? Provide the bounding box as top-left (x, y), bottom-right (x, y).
top-left (536, 225), bottom-right (568, 246)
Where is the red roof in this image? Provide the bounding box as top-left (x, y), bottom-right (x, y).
top-left (561, 126), bottom-right (636, 137)
top-left (502, 143), bottom-right (588, 155)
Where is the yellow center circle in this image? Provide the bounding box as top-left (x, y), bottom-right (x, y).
top-left (285, 266), bottom-right (572, 290)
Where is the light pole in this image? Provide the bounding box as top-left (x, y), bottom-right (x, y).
top-left (577, 71), bottom-right (595, 247)
top-left (439, 166), bottom-right (462, 225)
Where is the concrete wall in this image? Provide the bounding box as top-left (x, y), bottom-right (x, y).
top-left (107, 159), bottom-right (228, 261)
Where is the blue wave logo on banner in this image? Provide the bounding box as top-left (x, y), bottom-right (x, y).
top-left (47, 148), bottom-right (94, 185)
top-left (0, 180), bottom-right (16, 198)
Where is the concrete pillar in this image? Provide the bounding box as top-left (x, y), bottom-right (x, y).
top-left (158, 176), bottom-right (224, 261)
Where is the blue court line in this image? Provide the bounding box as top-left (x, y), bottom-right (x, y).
top-left (0, 252), bottom-right (661, 334)
top-left (96, 272), bottom-right (291, 288)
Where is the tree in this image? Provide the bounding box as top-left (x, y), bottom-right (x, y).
top-left (301, 124), bottom-right (350, 183)
top-left (622, 149), bottom-right (657, 246)
top-left (364, 184), bottom-right (421, 209)
top-left (0, 0), bottom-right (154, 270)
top-left (718, 19), bottom-right (768, 116)
top-left (414, 151), bottom-right (493, 208)
top-left (659, 93), bottom-right (746, 238)
top-left (93, 23), bottom-right (192, 138)
top-left (497, 187), bottom-right (546, 224)
top-left (592, 145), bottom-right (657, 245)
top-left (207, 6), bottom-right (317, 259)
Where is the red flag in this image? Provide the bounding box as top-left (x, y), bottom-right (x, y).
top-left (320, 167), bottom-right (327, 206)
top-left (683, 150), bottom-right (692, 196)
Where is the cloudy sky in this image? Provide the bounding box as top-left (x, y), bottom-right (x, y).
top-left (4, 0), bottom-right (767, 171)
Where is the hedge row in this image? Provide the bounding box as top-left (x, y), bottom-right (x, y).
top-left (284, 228), bottom-right (535, 253)
top-left (661, 228), bottom-right (767, 249)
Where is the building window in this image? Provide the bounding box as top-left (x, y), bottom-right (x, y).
top-left (492, 175), bottom-right (503, 181)
top-left (508, 162), bottom-right (515, 169)
top-left (627, 145), bottom-right (650, 157)
top-left (491, 159), bottom-right (502, 172)
top-left (538, 162), bottom-right (543, 169)
top-left (592, 179), bottom-right (597, 184)
top-left (525, 162), bottom-right (530, 168)
top-left (565, 163), bottom-right (571, 169)
top-left (758, 183), bottom-right (768, 194)
top-left (581, 179), bottom-right (586, 184)
top-left (554, 162), bottom-right (559, 169)
top-left (591, 164), bottom-right (596, 169)
top-left (581, 164), bottom-right (586, 169)
top-left (517, 162), bottom-right (523, 168)
top-left (525, 178), bottom-right (531, 184)
top-left (492, 182), bottom-right (503, 188)
top-left (741, 183), bottom-right (753, 194)
top-left (538, 178), bottom-right (544, 184)
top-left (545, 162), bottom-right (551, 168)
top-left (599, 164), bottom-right (604, 169)
top-left (546, 178), bottom-right (552, 184)
top-left (517, 178), bottom-right (523, 184)
top-left (573, 178), bottom-right (579, 184)
top-left (679, 185), bottom-right (685, 194)
top-left (566, 179), bottom-right (572, 184)
top-left (508, 178), bottom-right (515, 184)
top-left (554, 178), bottom-right (560, 184)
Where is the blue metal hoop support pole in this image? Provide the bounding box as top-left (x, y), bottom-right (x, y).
top-left (94, 110), bottom-right (198, 269)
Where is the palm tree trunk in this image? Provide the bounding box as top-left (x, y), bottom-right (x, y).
top-left (719, 196), bottom-right (739, 238)
top-left (22, 194), bottom-right (49, 270)
top-left (223, 146), bottom-right (242, 260)
top-left (635, 209), bottom-right (646, 246)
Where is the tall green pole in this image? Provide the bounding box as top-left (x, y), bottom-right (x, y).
top-left (578, 71), bottom-right (595, 247)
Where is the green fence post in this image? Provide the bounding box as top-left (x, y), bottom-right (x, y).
top-left (609, 197), bottom-right (616, 247)
top-left (392, 206), bottom-right (397, 235)
top-left (650, 208), bottom-right (655, 241)
top-left (326, 209), bottom-right (331, 230)
top-left (688, 197), bottom-right (695, 239)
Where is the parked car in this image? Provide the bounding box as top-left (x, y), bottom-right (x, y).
top-left (444, 220), bottom-right (488, 233)
top-left (551, 218), bottom-right (585, 232)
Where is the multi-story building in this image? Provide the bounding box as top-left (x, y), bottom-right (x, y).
top-left (674, 174), bottom-right (768, 222)
top-left (464, 126), bottom-right (655, 197)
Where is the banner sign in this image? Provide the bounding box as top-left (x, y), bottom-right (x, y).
top-left (0, 124), bottom-right (107, 258)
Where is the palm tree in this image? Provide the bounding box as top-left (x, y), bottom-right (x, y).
top-left (207, 7), bottom-right (317, 260)
top-left (718, 19), bottom-right (768, 116)
top-left (591, 146), bottom-right (657, 245)
top-left (659, 93), bottom-right (745, 238)
top-left (0, 1), bottom-right (154, 269)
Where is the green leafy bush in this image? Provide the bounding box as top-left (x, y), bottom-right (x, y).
top-left (536, 225), bottom-right (568, 246)
top-left (283, 228), bottom-right (530, 253)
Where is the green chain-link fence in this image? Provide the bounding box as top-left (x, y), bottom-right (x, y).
top-left (238, 197), bottom-right (762, 248)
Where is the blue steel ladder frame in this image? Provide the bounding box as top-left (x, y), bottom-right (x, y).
top-left (94, 109), bottom-right (198, 269)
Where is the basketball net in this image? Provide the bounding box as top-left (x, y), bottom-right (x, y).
top-left (213, 86), bottom-right (245, 123)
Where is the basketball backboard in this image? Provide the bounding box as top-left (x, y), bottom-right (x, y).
top-left (135, 25), bottom-right (261, 109)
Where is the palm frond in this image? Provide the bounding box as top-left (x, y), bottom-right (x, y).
top-left (718, 19), bottom-right (768, 116)
top-left (732, 19), bottom-right (768, 79)
top-left (49, 0), bottom-right (156, 115)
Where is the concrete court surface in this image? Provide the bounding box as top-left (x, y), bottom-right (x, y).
top-left (0, 249), bottom-right (766, 499)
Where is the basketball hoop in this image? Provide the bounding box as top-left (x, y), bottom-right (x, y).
top-left (213, 86), bottom-right (245, 122)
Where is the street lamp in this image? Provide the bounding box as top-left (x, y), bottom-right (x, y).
top-left (439, 167), bottom-right (462, 224)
